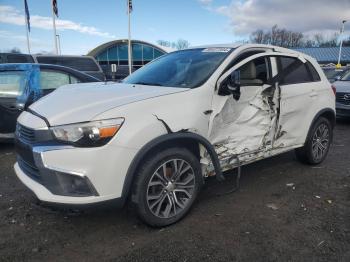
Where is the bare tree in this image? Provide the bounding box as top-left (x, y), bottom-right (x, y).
top-left (174, 39), bottom-right (190, 50)
top-left (250, 29), bottom-right (264, 44)
top-left (343, 36), bottom-right (350, 47)
top-left (157, 39), bottom-right (191, 50)
top-left (157, 40), bottom-right (172, 47)
top-left (249, 25), bottom-right (341, 48)
top-left (9, 47), bottom-right (21, 53)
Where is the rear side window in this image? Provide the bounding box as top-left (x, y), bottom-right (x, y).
top-left (306, 62), bottom-right (321, 81)
top-left (278, 57), bottom-right (313, 85)
top-left (0, 71), bottom-right (25, 97)
top-left (36, 57), bottom-right (99, 72)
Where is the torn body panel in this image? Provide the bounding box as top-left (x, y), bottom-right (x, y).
top-left (209, 82), bottom-right (281, 170)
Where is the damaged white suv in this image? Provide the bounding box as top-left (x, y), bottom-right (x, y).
top-left (14, 44), bottom-right (335, 226)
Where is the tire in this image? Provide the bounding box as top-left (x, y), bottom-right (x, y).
top-left (132, 147), bottom-right (202, 227)
top-left (295, 117), bottom-right (332, 165)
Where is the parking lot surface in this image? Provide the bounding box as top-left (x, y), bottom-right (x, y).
top-left (0, 121), bottom-right (349, 262)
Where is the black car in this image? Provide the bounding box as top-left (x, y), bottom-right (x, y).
top-left (0, 63), bottom-right (101, 142)
top-left (0, 53), bottom-right (106, 81)
top-left (322, 66), bottom-right (350, 83)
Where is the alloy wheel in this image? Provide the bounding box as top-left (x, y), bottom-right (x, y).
top-left (311, 123), bottom-right (330, 161)
top-left (146, 159), bottom-right (195, 219)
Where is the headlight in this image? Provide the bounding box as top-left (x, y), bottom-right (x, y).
top-left (51, 118), bottom-right (124, 147)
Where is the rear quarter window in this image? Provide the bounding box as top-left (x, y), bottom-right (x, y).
top-left (306, 62), bottom-right (321, 81)
top-left (278, 57), bottom-right (315, 85)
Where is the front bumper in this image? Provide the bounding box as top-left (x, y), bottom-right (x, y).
top-left (0, 132), bottom-right (14, 142)
top-left (336, 102), bottom-right (350, 118)
top-left (14, 142), bottom-right (138, 205)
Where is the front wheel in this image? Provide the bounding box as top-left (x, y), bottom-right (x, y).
top-left (132, 147), bottom-right (202, 227)
top-left (295, 117), bottom-right (332, 165)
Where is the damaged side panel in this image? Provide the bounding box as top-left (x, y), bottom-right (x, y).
top-left (209, 82), bottom-right (282, 170)
top-left (206, 53), bottom-right (308, 173)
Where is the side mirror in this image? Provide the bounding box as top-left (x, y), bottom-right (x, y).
top-left (219, 70), bottom-right (241, 100)
top-left (335, 75), bottom-right (341, 81)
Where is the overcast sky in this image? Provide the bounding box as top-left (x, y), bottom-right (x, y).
top-left (0, 0), bottom-right (349, 54)
top-left (203, 0), bottom-right (350, 35)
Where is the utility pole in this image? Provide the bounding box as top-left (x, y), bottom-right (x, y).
top-left (56, 34), bottom-right (61, 55)
top-left (23, 0), bottom-right (31, 54)
top-left (52, 1), bottom-right (58, 54)
top-left (337, 20), bottom-right (347, 69)
top-left (24, 12), bottom-right (30, 54)
top-left (127, 0), bottom-right (132, 75)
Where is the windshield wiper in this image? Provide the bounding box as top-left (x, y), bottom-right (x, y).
top-left (133, 82), bottom-right (163, 86)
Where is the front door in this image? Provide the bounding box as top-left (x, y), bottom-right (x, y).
top-left (208, 52), bottom-right (310, 169)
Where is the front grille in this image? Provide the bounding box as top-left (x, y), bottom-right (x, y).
top-left (18, 156), bottom-right (42, 184)
top-left (336, 92), bottom-right (350, 105)
top-left (16, 124), bottom-right (36, 143)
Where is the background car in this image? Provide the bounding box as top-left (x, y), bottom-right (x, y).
top-left (332, 70), bottom-right (350, 118)
top-left (0, 53), bottom-right (35, 63)
top-left (322, 66), bottom-right (350, 83)
top-left (0, 53), bottom-right (105, 81)
top-left (34, 55), bottom-right (105, 81)
top-left (0, 63), bottom-right (101, 142)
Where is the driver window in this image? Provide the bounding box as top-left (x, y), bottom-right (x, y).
top-left (239, 57), bottom-right (270, 86)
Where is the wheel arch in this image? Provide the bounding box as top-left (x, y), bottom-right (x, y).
top-left (120, 132), bottom-right (223, 204)
top-left (311, 108), bottom-right (336, 128)
top-left (305, 108), bottom-right (335, 143)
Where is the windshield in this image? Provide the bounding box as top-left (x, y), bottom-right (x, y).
top-left (341, 71), bottom-right (350, 81)
top-left (0, 71), bottom-right (26, 98)
top-left (124, 48), bottom-right (232, 88)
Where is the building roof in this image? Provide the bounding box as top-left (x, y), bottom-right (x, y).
top-left (87, 39), bottom-right (172, 57)
top-left (293, 47), bottom-right (350, 64)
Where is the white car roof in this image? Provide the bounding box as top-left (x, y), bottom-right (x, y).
top-left (187, 43), bottom-right (317, 64)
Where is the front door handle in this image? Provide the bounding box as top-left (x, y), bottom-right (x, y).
top-left (203, 110), bottom-right (213, 115)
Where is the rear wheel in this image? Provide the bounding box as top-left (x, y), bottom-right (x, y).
top-left (295, 117), bottom-right (332, 165)
top-left (132, 147), bottom-right (202, 227)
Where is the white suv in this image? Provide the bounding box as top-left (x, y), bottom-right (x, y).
top-left (14, 44), bottom-right (335, 226)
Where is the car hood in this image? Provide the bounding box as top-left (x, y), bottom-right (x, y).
top-left (333, 81), bottom-right (350, 93)
top-left (29, 82), bottom-right (189, 126)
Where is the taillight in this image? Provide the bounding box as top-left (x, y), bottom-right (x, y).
top-left (331, 85), bottom-right (336, 96)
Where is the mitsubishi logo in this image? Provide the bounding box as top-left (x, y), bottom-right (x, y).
top-left (344, 94), bottom-right (350, 101)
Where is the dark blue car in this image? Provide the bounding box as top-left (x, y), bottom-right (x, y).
top-left (0, 63), bottom-right (100, 141)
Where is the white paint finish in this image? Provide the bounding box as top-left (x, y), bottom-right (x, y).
top-left (96, 85), bottom-right (214, 149)
top-left (17, 111), bottom-right (48, 129)
top-left (278, 81), bottom-right (319, 146)
top-left (41, 144), bottom-right (138, 197)
top-left (14, 163), bottom-right (121, 204)
top-left (29, 82), bottom-right (189, 126)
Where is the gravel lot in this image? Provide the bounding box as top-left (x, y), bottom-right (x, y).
top-left (0, 120), bottom-right (349, 262)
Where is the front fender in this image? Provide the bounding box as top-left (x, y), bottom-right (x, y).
top-left (120, 131), bottom-right (224, 203)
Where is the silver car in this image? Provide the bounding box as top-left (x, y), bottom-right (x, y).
top-left (333, 71), bottom-right (350, 118)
